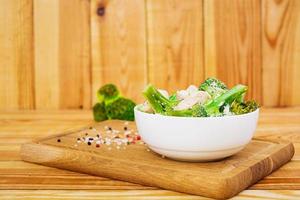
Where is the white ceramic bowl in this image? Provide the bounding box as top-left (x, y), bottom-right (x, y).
top-left (134, 106), bottom-right (259, 162)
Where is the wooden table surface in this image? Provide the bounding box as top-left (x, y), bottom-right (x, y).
top-left (1, 108), bottom-right (300, 200)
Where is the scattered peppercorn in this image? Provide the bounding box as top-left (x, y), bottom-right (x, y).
top-left (124, 126), bottom-right (128, 131)
top-left (87, 142), bottom-right (91, 145)
top-left (108, 127), bottom-right (112, 131)
top-left (57, 139), bottom-right (61, 142)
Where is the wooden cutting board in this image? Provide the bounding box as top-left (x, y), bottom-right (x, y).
top-left (20, 120), bottom-right (294, 199)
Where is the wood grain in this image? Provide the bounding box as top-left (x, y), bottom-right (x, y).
top-left (147, 0), bottom-right (204, 93)
top-left (262, 0), bottom-right (300, 106)
top-left (0, 0), bottom-right (35, 110)
top-left (34, 0), bottom-right (91, 109)
top-left (91, 0), bottom-right (147, 104)
top-left (0, 109), bottom-right (300, 199)
top-left (204, 0), bottom-right (262, 102)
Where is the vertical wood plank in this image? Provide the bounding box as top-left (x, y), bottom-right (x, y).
top-left (262, 0), bottom-right (300, 106)
top-left (58, 0), bottom-right (91, 109)
top-left (91, 0), bottom-right (147, 104)
top-left (204, 0), bottom-right (262, 102)
top-left (0, 0), bottom-right (34, 110)
top-left (34, 0), bottom-right (91, 109)
top-left (34, 0), bottom-right (60, 109)
top-left (147, 0), bottom-right (204, 93)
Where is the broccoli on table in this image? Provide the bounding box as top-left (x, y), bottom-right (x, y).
top-left (93, 84), bottom-right (136, 122)
top-left (93, 102), bottom-right (108, 122)
top-left (106, 97), bottom-right (136, 121)
top-left (97, 84), bottom-right (120, 103)
top-left (199, 77), bottom-right (228, 98)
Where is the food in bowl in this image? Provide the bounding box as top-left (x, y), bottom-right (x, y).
top-left (134, 78), bottom-right (259, 161)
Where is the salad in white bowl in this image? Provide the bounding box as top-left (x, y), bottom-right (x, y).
top-left (134, 78), bottom-right (259, 162)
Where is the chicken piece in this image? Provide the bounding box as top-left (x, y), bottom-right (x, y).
top-left (176, 90), bottom-right (189, 100)
top-left (174, 91), bottom-right (211, 110)
top-left (186, 85), bottom-right (198, 95)
top-left (140, 101), bottom-right (154, 113)
top-left (176, 85), bottom-right (198, 100)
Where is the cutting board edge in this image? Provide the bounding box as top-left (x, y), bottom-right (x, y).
top-left (224, 141), bottom-right (294, 198)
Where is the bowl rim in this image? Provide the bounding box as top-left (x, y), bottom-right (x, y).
top-left (134, 104), bottom-right (259, 119)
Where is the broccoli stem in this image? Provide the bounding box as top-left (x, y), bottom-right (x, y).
top-left (143, 84), bottom-right (172, 114)
top-left (204, 84), bottom-right (247, 116)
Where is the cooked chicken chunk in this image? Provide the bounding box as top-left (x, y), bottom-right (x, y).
top-left (174, 90), bottom-right (211, 110)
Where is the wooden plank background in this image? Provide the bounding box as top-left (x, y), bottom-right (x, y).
top-left (0, 0), bottom-right (299, 110)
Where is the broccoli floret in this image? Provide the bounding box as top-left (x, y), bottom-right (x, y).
top-left (230, 100), bottom-right (259, 115)
top-left (105, 97), bottom-right (136, 121)
top-left (199, 78), bottom-right (228, 98)
top-left (97, 84), bottom-right (120, 103)
top-left (93, 102), bottom-right (108, 122)
top-left (204, 84), bottom-right (247, 116)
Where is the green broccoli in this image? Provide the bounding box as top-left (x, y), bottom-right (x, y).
top-left (143, 84), bottom-right (248, 117)
top-left (93, 84), bottom-right (136, 122)
top-left (199, 77), bottom-right (228, 98)
top-left (230, 100), bottom-right (259, 115)
top-left (105, 97), bottom-right (136, 121)
top-left (93, 102), bottom-right (108, 122)
top-left (143, 85), bottom-right (206, 117)
top-left (142, 84), bottom-right (178, 114)
top-left (204, 84), bottom-right (248, 116)
top-left (97, 84), bottom-right (120, 103)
